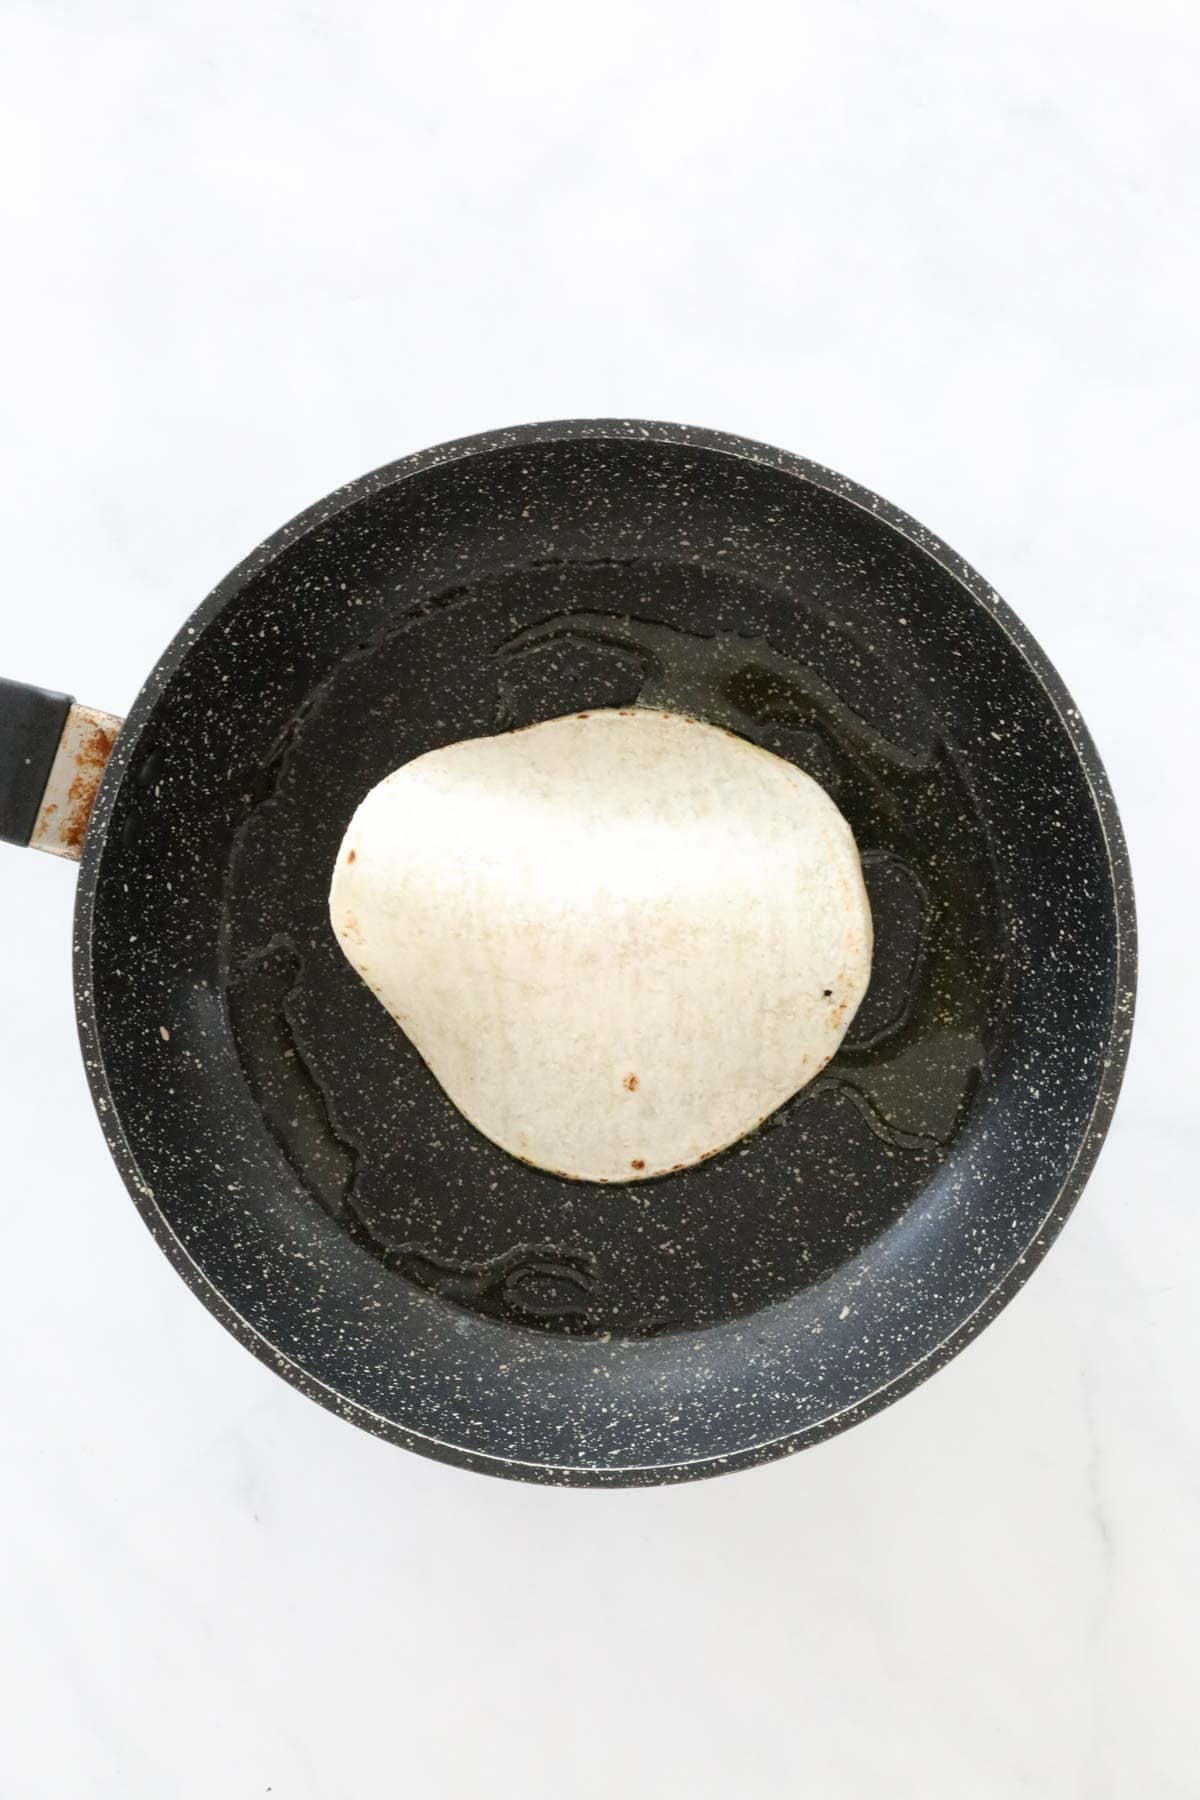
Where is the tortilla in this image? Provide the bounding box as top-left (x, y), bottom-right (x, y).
top-left (329, 708), bottom-right (872, 1183)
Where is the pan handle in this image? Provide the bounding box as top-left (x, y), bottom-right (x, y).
top-left (0, 677), bottom-right (123, 861)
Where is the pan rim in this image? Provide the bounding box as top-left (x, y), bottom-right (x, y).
top-left (72, 418), bottom-right (1137, 1484)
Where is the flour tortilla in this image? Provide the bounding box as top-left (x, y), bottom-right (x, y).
top-left (329, 708), bottom-right (872, 1183)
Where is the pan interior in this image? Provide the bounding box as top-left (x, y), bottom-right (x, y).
top-left (223, 557), bottom-right (1004, 1338)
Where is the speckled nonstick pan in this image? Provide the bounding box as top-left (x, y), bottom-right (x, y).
top-left (0, 421), bottom-right (1135, 1485)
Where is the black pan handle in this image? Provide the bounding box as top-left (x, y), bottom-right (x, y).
top-left (0, 677), bottom-right (122, 859)
top-left (0, 677), bottom-right (72, 846)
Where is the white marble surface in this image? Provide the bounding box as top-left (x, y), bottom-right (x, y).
top-left (1, 3), bottom-right (1196, 1795)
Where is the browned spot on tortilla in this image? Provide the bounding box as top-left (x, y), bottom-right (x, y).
top-left (618, 709), bottom-right (635, 717)
top-left (623, 1072), bottom-right (639, 1091)
top-left (59, 723), bottom-right (117, 851)
top-left (576, 712), bottom-right (589, 719)
top-left (347, 849), bottom-right (357, 863)
top-left (631, 1159), bottom-right (645, 1170)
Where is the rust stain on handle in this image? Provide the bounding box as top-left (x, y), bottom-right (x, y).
top-left (30, 703), bottom-right (124, 861)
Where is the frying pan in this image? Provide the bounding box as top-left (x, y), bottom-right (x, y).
top-left (0, 420), bottom-right (1135, 1485)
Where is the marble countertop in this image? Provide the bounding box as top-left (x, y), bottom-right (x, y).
top-left (1, 4), bottom-right (1195, 1795)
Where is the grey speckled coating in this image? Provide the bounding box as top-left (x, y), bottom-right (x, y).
top-left (72, 420), bottom-right (1136, 1485)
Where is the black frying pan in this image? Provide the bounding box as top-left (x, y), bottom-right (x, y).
top-left (0, 421), bottom-right (1135, 1485)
